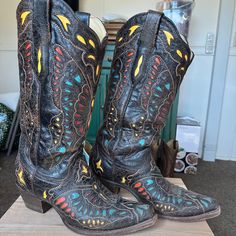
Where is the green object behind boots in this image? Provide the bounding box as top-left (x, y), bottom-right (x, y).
top-left (0, 103), bottom-right (14, 150)
top-left (91, 11), bottom-right (221, 222)
top-left (16, 0), bottom-right (156, 235)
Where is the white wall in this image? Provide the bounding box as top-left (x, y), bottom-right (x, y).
top-left (216, 2), bottom-right (236, 161)
top-left (0, 0), bottom-right (19, 93)
top-left (80, 0), bottom-right (158, 19)
top-left (178, 0), bottom-right (220, 156)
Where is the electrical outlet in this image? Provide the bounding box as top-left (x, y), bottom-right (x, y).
top-left (205, 33), bottom-right (215, 54)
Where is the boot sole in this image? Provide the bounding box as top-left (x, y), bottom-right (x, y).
top-left (101, 178), bottom-right (221, 222)
top-left (160, 206), bottom-right (221, 222)
top-left (62, 214), bottom-right (157, 236)
top-left (19, 187), bottom-right (157, 235)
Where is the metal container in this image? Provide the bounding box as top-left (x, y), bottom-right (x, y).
top-left (157, 0), bottom-right (195, 38)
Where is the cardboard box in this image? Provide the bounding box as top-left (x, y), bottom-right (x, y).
top-left (175, 121), bottom-right (201, 175)
top-left (176, 124), bottom-right (201, 153)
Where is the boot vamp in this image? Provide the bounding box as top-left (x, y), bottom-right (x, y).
top-left (37, 156), bottom-right (155, 230)
top-left (131, 174), bottom-right (219, 217)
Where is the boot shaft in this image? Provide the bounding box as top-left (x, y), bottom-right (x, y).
top-left (98, 11), bottom-right (193, 155)
top-left (17, 0), bottom-right (107, 173)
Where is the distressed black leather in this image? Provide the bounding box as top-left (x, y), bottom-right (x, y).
top-left (91, 11), bottom-right (220, 221)
top-left (16, 0), bottom-right (156, 234)
top-left (75, 12), bottom-right (90, 26)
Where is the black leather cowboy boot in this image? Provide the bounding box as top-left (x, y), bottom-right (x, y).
top-left (16, 1), bottom-right (157, 234)
top-left (91, 11), bottom-right (221, 222)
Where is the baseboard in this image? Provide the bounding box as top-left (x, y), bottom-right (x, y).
top-left (216, 156), bottom-right (236, 161)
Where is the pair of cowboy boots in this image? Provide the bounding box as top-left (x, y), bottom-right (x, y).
top-left (16, 0), bottom-right (220, 235)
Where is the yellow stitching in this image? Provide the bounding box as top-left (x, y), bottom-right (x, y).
top-left (88, 55), bottom-right (96, 60)
top-left (77, 35), bottom-right (86, 45)
top-left (57, 15), bottom-right (71, 32)
top-left (129, 25), bottom-right (140, 36)
top-left (37, 49), bottom-right (42, 74)
top-left (96, 160), bottom-right (104, 172)
top-left (177, 50), bottom-right (183, 58)
top-left (134, 55), bottom-right (143, 77)
top-left (96, 65), bottom-right (100, 77)
top-left (43, 191), bottom-right (47, 199)
top-left (18, 170), bottom-right (26, 186)
top-left (121, 177), bottom-right (126, 184)
top-left (21, 11), bottom-right (31, 25)
top-left (163, 31), bottom-right (174, 46)
top-left (89, 39), bottom-right (95, 48)
top-left (82, 166), bottom-right (88, 174)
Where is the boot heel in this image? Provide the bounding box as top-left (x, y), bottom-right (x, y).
top-left (20, 190), bottom-right (52, 213)
top-left (103, 180), bottom-right (121, 194)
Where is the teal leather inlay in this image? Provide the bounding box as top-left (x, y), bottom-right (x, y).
top-left (102, 209), bottom-right (107, 216)
top-left (120, 211), bottom-right (127, 215)
top-left (65, 81), bottom-right (73, 86)
top-left (137, 208), bottom-right (144, 215)
top-left (139, 205), bottom-right (150, 210)
top-left (139, 139), bottom-right (145, 146)
top-left (172, 197), bottom-right (176, 204)
top-left (165, 83), bottom-right (170, 90)
top-left (200, 199), bottom-right (209, 208)
top-left (77, 205), bottom-right (83, 211)
top-left (177, 198), bottom-right (183, 204)
top-left (204, 197), bottom-right (213, 203)
top-left (146, 179), bottom-right (154, 185)
top-left (109, 209), bottom-right (116, 215)
top-left (157, 86), bottom-right (162, 92)
top-left (75, 75), bottom-right (81, 83)
top-left (72, 201), bottom-right (80, 206)
top-left (71, 193), bottom-right (80, 199)
top-left (58, 147), bottom-right (66, 153)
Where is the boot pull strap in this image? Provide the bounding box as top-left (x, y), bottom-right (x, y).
top-left (139, 10), bottom-right (164, 53)
top-left (33, 0), bottom-right (50, 79)
top-left (132, 11), bottom-right (163, 84)
top-left (75, 12), bottom-right (91, 26)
